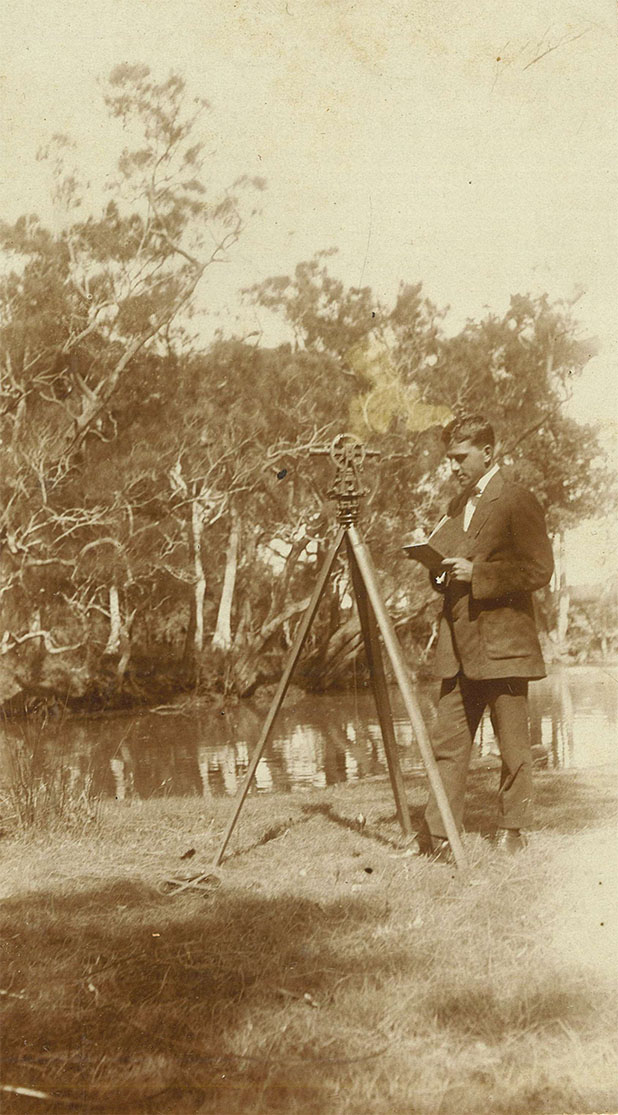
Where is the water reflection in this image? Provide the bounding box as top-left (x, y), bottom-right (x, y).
top-left (0, 666), bottom-right (616, 802)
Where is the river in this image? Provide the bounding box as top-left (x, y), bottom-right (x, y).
top-left (1, 665), bottom-right (616, 802)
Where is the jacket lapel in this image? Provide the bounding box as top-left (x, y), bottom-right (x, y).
top-left (432, 471), bottom-right (504, 559)
top-left (468, 470), bottom-right (504, 540)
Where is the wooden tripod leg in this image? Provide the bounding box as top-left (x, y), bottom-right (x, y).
top-left (213, 525), bottom-right (347, 867)
top-left (346, 537), bottom-right (412, 836)
top-left (346, 525), bottom-right (467, 871)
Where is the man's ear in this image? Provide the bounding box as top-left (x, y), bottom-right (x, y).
top-left (483, 443), bottom-right (494, 465)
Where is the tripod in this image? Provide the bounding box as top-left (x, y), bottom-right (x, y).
top-left (214, 436), bottom-right (466, 871)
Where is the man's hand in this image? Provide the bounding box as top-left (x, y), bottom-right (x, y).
top-left (442, 557), bottom-right (473, 583)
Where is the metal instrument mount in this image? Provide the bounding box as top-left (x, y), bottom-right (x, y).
top-left (309, 433), bottom-right (380, 526)
top-left (212, 433), bottom-right (466, 872)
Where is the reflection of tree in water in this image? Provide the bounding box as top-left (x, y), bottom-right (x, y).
top-left (254, 756), bottom-right (275, 792)
top-left (321, 714), bottom-right (349, 786)
top-left (279, 725), bottom-right (325, 790)
top-left (197, 744), bottom-right (234, 797)
top-left (476, 714), bottom-right (495, 760)
top-left (308, 704), bottom-right (387, 786)
top-left (599, 670), bottom-right (618, 722)
top-left (108, 737), bottom-right (205, 799)
top-left (528, 669), bottom-right (617, 769)
top-left (347, 721), bottom-right (385, 781)
top-left (109, 746), bottom-right (134, 801)
top-left (549, 672), bottom-right (575, 767)
top-left (59, 721), bottom-right (134, 800)
top-left (7, 669), bottom-right (612, 802)
top-left (529, 700), bottom-right (543, 750)
top-left (120, 669), bottom-right (614, 794)
top-left (195, 704), bottom-right (256, 797)
top-left (279, 704), bottom-right (385, 789)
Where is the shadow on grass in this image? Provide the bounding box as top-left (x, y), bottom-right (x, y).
top-left (459, 765), bottom-right (618, 838)
top-left (299, 763), bottom-right (618, 848)
top-left (291, 764), bottom-right (618, 852)
top-left (425, 982), bottom-right (598, 1043)
top-left (0, 876), bottom-right (411, 1115)
top-left (531, 768), bottom-right (618, 832)
top-left (4, 763), bottom-right (615, 1114)
top-left (299, 801), bottom-right (402, 850)
top-left (224, 810), bottom-right (316, 858)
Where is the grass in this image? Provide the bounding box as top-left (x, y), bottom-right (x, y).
top-left (0, 712), bottom-right (100, 834)
top-left (0, 764), bottom-right (617, 1114)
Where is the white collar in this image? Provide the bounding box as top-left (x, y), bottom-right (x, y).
top-left (473, 463), bottom-right (500, 496)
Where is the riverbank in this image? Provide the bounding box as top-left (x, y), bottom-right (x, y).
top-left (1, 655), bottom-right (616, 722)
top-left (1, 765), bottom-right (617, 1115)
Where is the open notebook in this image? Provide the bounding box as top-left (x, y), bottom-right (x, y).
top-left (402, 541), bottom-right (446, 572)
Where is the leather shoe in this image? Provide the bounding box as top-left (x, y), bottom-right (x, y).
top-left (400, 836), bottom-right (422, 856)
top-left (430, 836), bottom-right (453, 863)
top-left (495, 829), bottom-right (528, 854)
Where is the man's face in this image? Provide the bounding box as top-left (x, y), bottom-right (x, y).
top-left (446, 439), bottom-right (493, 490)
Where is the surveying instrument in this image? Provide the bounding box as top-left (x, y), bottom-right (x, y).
top-left (214, 434), bottom-right (466, 871)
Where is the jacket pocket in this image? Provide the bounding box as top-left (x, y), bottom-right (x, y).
top-left (479, 603), bottom-right (539, 659)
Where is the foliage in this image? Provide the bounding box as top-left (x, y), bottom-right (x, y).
top-left (566, 578), bottom-right (618, 661)
top-left (0, 68), bottom-right (613, 708)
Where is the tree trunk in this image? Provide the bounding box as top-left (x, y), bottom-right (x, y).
top-left (231, 592), bottom-right (313, 697)
top-left (104, 583), bottom-right (122, 656)
top-left (552, 532), bottom-right (570, 649)
top-left (191, 498), bottom-right (206, 659)
top-left (212, 506), bottom-right (240, 652)
top-left (103, 582), bottom-right (132, 682)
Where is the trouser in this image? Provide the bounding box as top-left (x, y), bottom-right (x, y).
top-left (424, 673), bottom-right (533, 840)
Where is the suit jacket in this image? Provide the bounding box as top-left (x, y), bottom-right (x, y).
top-left (429, 471), bottom-right (554, 680)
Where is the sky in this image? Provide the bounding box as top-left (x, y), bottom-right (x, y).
top-left (1, 0), bottom-right (617, 578)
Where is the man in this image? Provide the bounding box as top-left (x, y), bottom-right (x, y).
top-left (419, 414), bottom-right (554, 857)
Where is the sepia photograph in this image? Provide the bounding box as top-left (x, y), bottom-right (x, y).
top-left (0, 2), bottom-right (617, 1113)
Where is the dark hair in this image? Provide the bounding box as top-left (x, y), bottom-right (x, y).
top-left (441, 413), bottom-right (495, 450)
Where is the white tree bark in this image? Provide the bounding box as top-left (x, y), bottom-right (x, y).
top-left (104, 583), bottom-right (122, 656)
top-left (552, 532), bottom-right (570, 647)
top-left (212, 507), bottom-right (240, 652)
top-left (192, 498), bottom-right (207, 657)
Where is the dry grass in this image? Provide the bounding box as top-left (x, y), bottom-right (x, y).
top-left (0, 765), bottom-right (617, 1115)
top-left (0, 715), bottom-right (100, 834)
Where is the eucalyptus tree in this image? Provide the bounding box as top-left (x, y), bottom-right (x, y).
top-left (417, 292), bottom-right (613, 650)
top-left (0, 65), bottom-right (264, 702)
top-left (247, 256), bottom-right (612, 676)
top-left (177, 339), bottom-right (357, 695)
